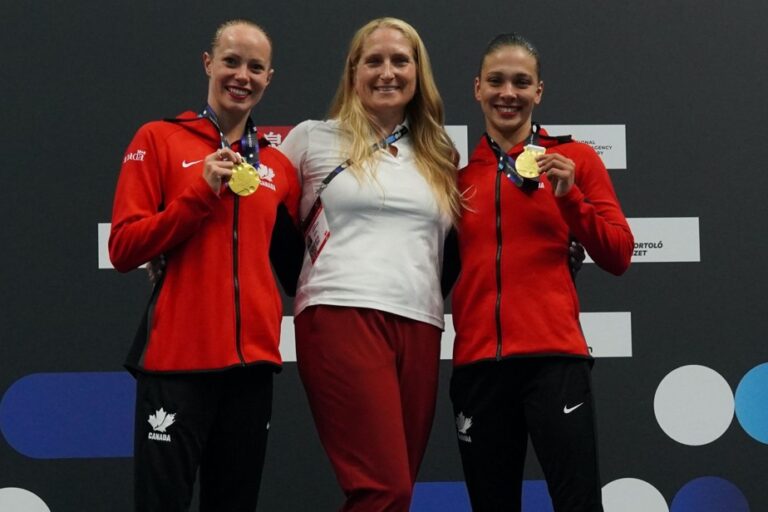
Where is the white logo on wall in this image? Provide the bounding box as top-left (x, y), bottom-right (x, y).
top-left (148, 408), bottom-right (176, 442)
top-left (584, 217), bottom-right (701, 263)
top-left (98, 223), bottom-right (146, 269)
top-left (444, 125), bottom-right (468, 168)
top-left (543, 124), bottom-right (626, 170)
top-left (579, 312), bottom-right (633, 357)
top-left (456, 412), bottom-right (473, 443)
top-left (263, 131), bottom-right (283, 146)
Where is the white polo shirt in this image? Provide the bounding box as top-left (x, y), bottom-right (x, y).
top-left (279, 119), bottom-right (451, 329)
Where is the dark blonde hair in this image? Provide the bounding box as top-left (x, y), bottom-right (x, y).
top-left (210, 19), bottom-right (272, 60)
top-left (329, 17), bottom-right (460, 219)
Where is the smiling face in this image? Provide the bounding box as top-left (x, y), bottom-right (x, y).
top-left (353, 27), bottom-right (417, 130)
top-left (203, 23), bottom-right (273, 122)
top-left (475, 45), bottom-right (543, 146)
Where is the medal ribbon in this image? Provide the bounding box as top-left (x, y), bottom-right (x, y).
top-left (486, 123), bottom-right (541, 187)
top-left (301, 125), bottom-right (408, 231)
top-left (199, 105), bottom-right (260, 168)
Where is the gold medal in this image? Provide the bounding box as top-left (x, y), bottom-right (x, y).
top-left (515, 144), bottom-right (546, 179)
top-left (228, 162), bottom-right (261, 196)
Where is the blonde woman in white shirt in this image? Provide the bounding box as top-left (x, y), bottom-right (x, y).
top-left (279, 17), bottom-right (459, 512)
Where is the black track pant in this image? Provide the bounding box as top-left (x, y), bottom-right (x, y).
top-left (133, 366), bottom-right (273, 512)
top-left (450, 357), bottom-right (603, 512)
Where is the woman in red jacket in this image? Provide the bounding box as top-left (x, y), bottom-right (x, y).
top-left (109, 20), bottom-right (299, 511)
top-left (450, 33), bottom-right (633, 512)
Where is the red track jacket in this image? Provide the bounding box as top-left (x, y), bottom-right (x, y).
top-left (452, 131), bottom-right (633, 366)
top-left (110, 112), bottom-right (299, 372)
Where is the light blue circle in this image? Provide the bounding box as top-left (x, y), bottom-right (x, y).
top-left (670, 477), bottom-right (749, 512)
top-left (735, 362), bottom-right (768, 444)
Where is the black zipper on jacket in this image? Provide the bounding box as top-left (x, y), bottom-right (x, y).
top-left (494, 167), bottom-right (503, 361)
top-left (232, 195), bottom-right (245, 364)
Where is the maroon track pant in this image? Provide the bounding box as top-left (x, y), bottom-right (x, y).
top-left (295, 305), bottom-right (441, 512)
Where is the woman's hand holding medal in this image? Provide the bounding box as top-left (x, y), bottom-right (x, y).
top-left (536, 153), bottom-right (575, 197)
top-left (204, 148), bottom-right (240, 193)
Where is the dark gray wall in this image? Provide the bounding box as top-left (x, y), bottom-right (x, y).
top-left (2, 1), bottom-right (767, 511)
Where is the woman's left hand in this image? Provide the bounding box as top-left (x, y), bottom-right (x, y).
top-left (537, 153), bottom-right (575, 197)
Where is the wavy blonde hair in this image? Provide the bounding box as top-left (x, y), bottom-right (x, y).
top-left (329, 17), bottom-right (460, 219)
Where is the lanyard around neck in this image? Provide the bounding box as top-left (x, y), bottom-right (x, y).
top-left (486, 124), bottom-right (541, 187)
top-left (316, 125), bottom-right (409, 196)
top-left (301, 125), bottom-right (409, 232)
top-left (199, 105), bottom-right (261, 168)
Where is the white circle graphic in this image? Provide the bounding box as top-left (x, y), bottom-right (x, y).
top-left (602, 478), bottom-right (668, 512)
top-left (654, 365), bottom-right (734, 446)
top-left (0, 488), bottom-right (51, 512)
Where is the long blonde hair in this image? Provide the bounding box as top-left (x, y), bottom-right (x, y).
top-left (329, 17), bottom-right (460, 220)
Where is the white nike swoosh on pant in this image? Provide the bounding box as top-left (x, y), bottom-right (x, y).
top-left (563, 402), bottom-right (584, 414)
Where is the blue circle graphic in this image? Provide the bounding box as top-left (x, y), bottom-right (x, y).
top-left (670, 477), bottom-right (749, 512)
top-left (735, 362), bottom-right (768, 444)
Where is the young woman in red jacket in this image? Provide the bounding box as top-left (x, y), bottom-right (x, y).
top-left (109, 20), bottom-right (300, 511)
top-left (450, 33), bottom-right (633, 512)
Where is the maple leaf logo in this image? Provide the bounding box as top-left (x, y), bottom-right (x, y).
top-left (456, 412), bottom-right (473, 434)
top-left (257, 164), bottom-right (275, 182)
top-left (148, 408), bottom-right (176, 432)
